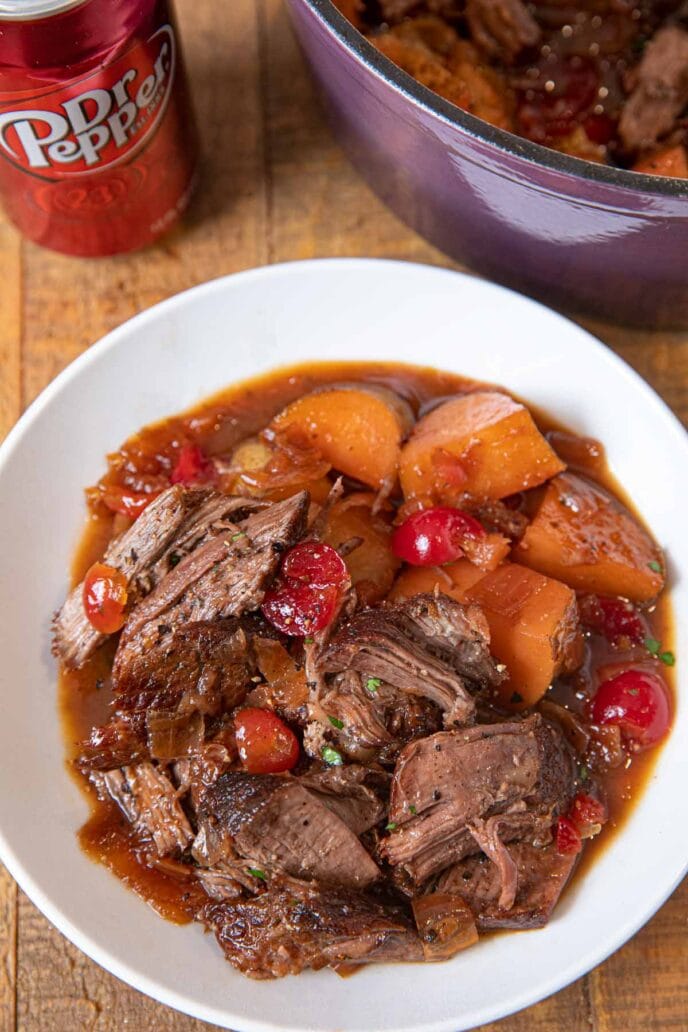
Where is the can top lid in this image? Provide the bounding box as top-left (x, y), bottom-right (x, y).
top-left (0, 0), bottom-right (87, 20)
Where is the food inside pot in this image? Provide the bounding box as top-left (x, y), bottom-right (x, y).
top-left (334, 0), bottom-right (688, 178)
top-left (54, 361), bottom-right (674, 979)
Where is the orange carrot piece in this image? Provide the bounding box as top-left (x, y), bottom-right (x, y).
top-left (388, 558), bottom-right (485, 604)
top-left (322, 495), bottom-right (401, 605)
top-left (465, 563), bottom-right (583, 708)
top-left (513, 473), bottom-right (664, 602)
top-left (271, 384), bottom-right (414, 490)
top-left (633, 145), bottom-right (688, 179)
top-left (399, 392), bottom-right (564, 503)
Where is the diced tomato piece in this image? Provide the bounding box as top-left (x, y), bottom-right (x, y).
top-left (392, 507), bottom-right (485, 567)
top-left (569, 793), bottom-right (607, 839)
top-left (281, 541), bottom-right (348, 589)
top-left (82, 562), bottom-right (128, 634)
top-left (578, 594), bottom-right (648, 648)
top-left (556, 815), bottom-right (583, 856)
top-left (102, 484), bottom-right (157, 519)
top-left (170, 444), bottom-right (217, 486)
top-left (261, 582), bottom-right (339, 637)
top-left (234, 707), bottom-right (300, 774)
top-left (590, 669), bottom-right (671, 749)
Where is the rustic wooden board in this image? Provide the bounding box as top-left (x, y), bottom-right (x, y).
top-left (0, 0), bottom-right (685, 1030)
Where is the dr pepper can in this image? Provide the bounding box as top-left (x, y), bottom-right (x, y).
top-left (0, 0), bottom-right (199, 256)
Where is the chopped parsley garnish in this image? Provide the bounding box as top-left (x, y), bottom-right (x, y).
top-left (304, 637), bottom-right (314, 645)
top-left (648, 560), bottom-right (662, 573)
top-left (366, 677), bottom-right (381, 694)
top-left (409, 804), bottom-right (417, 815)
top-left (579, 764), bottom-right (589, 783)
top-left (322, 745), bottom-right (344, 766)
top-left (385, 822), bottom-right (397, 832)
top-left (510, 691), bottom-right (523, 705)
top-left (247, 867), bottom-right (266, 880)
top-left (660, 650), bottom-right (675, 667)
top-left (231, 531), bottom-right (246, 542)
top-left (169, 552), bottom-right (181, 567)
top-left (645, 637), bottom-right (661, 656)
top-left (328, 715), bottom-right (344, 730)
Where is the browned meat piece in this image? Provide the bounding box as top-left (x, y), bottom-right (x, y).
top-left (466, 497), bottom-right (529, 540)
top-left (381, 715), bottom-right (575, 890)
top-left (196, 772), bottom-right (381, 890)
top-left (199, 879), bottom-right (423, 979)
top-left (78, 620), bottom-right (252, 772)
top-left (377, 0), bottom-right (463, 22)
top-left (619, 26), bottom-right (688, 151)
top-left (90, 763), bottom-right (193, 857)
top-left (322, 594), bottom-right (503, 727)
top-left (298, 765), bottom-right (388, 835)
top-left (466, 0), bottom-right (541, 61)
top-left (174, 738), bottom-right (237, 813)
top-left (438, 840), bottom-right (578, 928)
top-left (54, 488), bottom-right (266, 669)
top-left (112, 492), bottom-right (309, 690)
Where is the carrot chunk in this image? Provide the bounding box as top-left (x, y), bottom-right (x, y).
top-left (465, 563), bottom-right (584, 707)
top-left (271, 384), bottom-right (414, 490)
top-left (388, 558), bottom-right (485, 604)
top-left (322, 494), bottom-right (401, 605)
top-left (399, 392), bottom-right (564, 503)
top-left (513, 473), bottom-right (664, 602)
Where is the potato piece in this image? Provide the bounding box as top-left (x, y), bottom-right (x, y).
top-left (513, 473), bottom-right (664, 602)
top-left (462, 531), bottom-right (511, 571)
top-left (388, 558), bottom-right (485, 604)
top-left (228, 434), bottom-right (332, 503)
top-left (271, 384), bottom-right (414, 489)
top-left (400, 392), bottom-right (565, 503)
top-left (465, 563), bottom-right (584, 708)
top-left (322, 494), bottom-right (400, 605)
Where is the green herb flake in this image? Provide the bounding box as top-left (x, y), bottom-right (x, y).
top-left (409, 804), bottom-right (417, 815)
top-left (322, 745), bottom-right (344, 767)
top-left (579, 764), bottom-right (590, 783)
top-left (645, 637), bottom-right (661, 656)
top-left (304, 637), bottom-right (314, 645)
top-left (231, 531), bottom-right (246, 542)
top-left (366, 677), bottom-right (381, 694)
top-left (660, 650), bottom-right (676, 667)
top-left (385, 822), bottom-right (397, 832)
top-left (247, 867), bottom-right (266, 881)
top-left (328, 715), bottom-right (344, 730)
top-left (648, 560), bottom-right (662, 573)
top-left (628, 688), bottom-right (640, 696)
top-left (169, 552), bottom-right (181, 567)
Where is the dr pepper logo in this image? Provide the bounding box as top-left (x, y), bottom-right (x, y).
top-left (0, 25), bottom-right (176, 180)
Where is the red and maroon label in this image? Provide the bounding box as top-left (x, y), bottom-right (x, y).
top-left (0, 24), bottom-right (177, 181)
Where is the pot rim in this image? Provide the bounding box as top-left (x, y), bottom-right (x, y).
top-left (301, 0), bottom-right (688, 199)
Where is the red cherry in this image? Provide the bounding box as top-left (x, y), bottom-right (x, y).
top-left (261, 582), bottom-right (339, 637)
top-left (578, 594), bottom-right (647, 648)
top-left (82, 562), bottom-right (128, 634)
top-left (392, 507), bottom-right (485, 566)
top-left (281, 541), bottom-right (348, 589)
top-left (234, 707), bottom-right (300, 774)
top-left (590, 670), bottom-right (671, 749)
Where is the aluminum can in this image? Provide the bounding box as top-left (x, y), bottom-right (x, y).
top-left (0, 0), bottom-right (199, 256)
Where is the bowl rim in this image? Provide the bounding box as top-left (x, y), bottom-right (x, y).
top-left (299, 0), bottom-right (688, 198)
top-left (0, 257), bottom-right (687, 1032)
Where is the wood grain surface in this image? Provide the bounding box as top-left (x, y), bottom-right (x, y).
top-left (0, 1), bottom-right (686, 1029)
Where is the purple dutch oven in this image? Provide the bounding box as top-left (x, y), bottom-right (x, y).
top-left (284, 0), bottom-right (688, 328)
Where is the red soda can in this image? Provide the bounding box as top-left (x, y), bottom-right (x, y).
top-left (0, 0), bottom-right (199, 256)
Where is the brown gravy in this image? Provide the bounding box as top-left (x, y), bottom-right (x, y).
top-left (59, 361), bottom-right (674, 924)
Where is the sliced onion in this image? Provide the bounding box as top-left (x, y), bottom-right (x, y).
top-left (412, 892), bottom-right (478, 961)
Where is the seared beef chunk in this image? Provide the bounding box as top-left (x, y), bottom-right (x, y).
top-left (196, 772), bottom-right (381, 889)
top-left (382, 715), bottom-right (576, 891)
top-left (298, 764), bottom-right (388, 835)
top-left (467, 497), bottom-right (529, 540)
top-left (466, 0), bottom-right (541, 61)
top-left (322, 594), bottom-right (503, 728)
top-left (438, 840), bottom-right (578, 929)
top-left (53, 488), bottom-right (265, 669)
top-left (90, 763), bottom-right (193, 857)
top-left (78, 620), bottom-right (252, 771)
top-left (199, 879), bottom-right (423, 979)
top-left (174, 738), bottom-right (237, 813)
top-left (619, 26), bottom-right (688, 150)
top-left (113, 492), bottom-right (309, 687)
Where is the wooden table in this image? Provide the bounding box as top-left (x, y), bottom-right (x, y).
top-left (0, 1), bottom-right (686, 1029)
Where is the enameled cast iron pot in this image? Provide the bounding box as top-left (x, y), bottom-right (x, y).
top-left (284, 0), bottom-right (688, 328)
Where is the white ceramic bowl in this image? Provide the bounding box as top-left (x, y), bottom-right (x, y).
top-left (0, 259), bottom-right (686, 1032)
